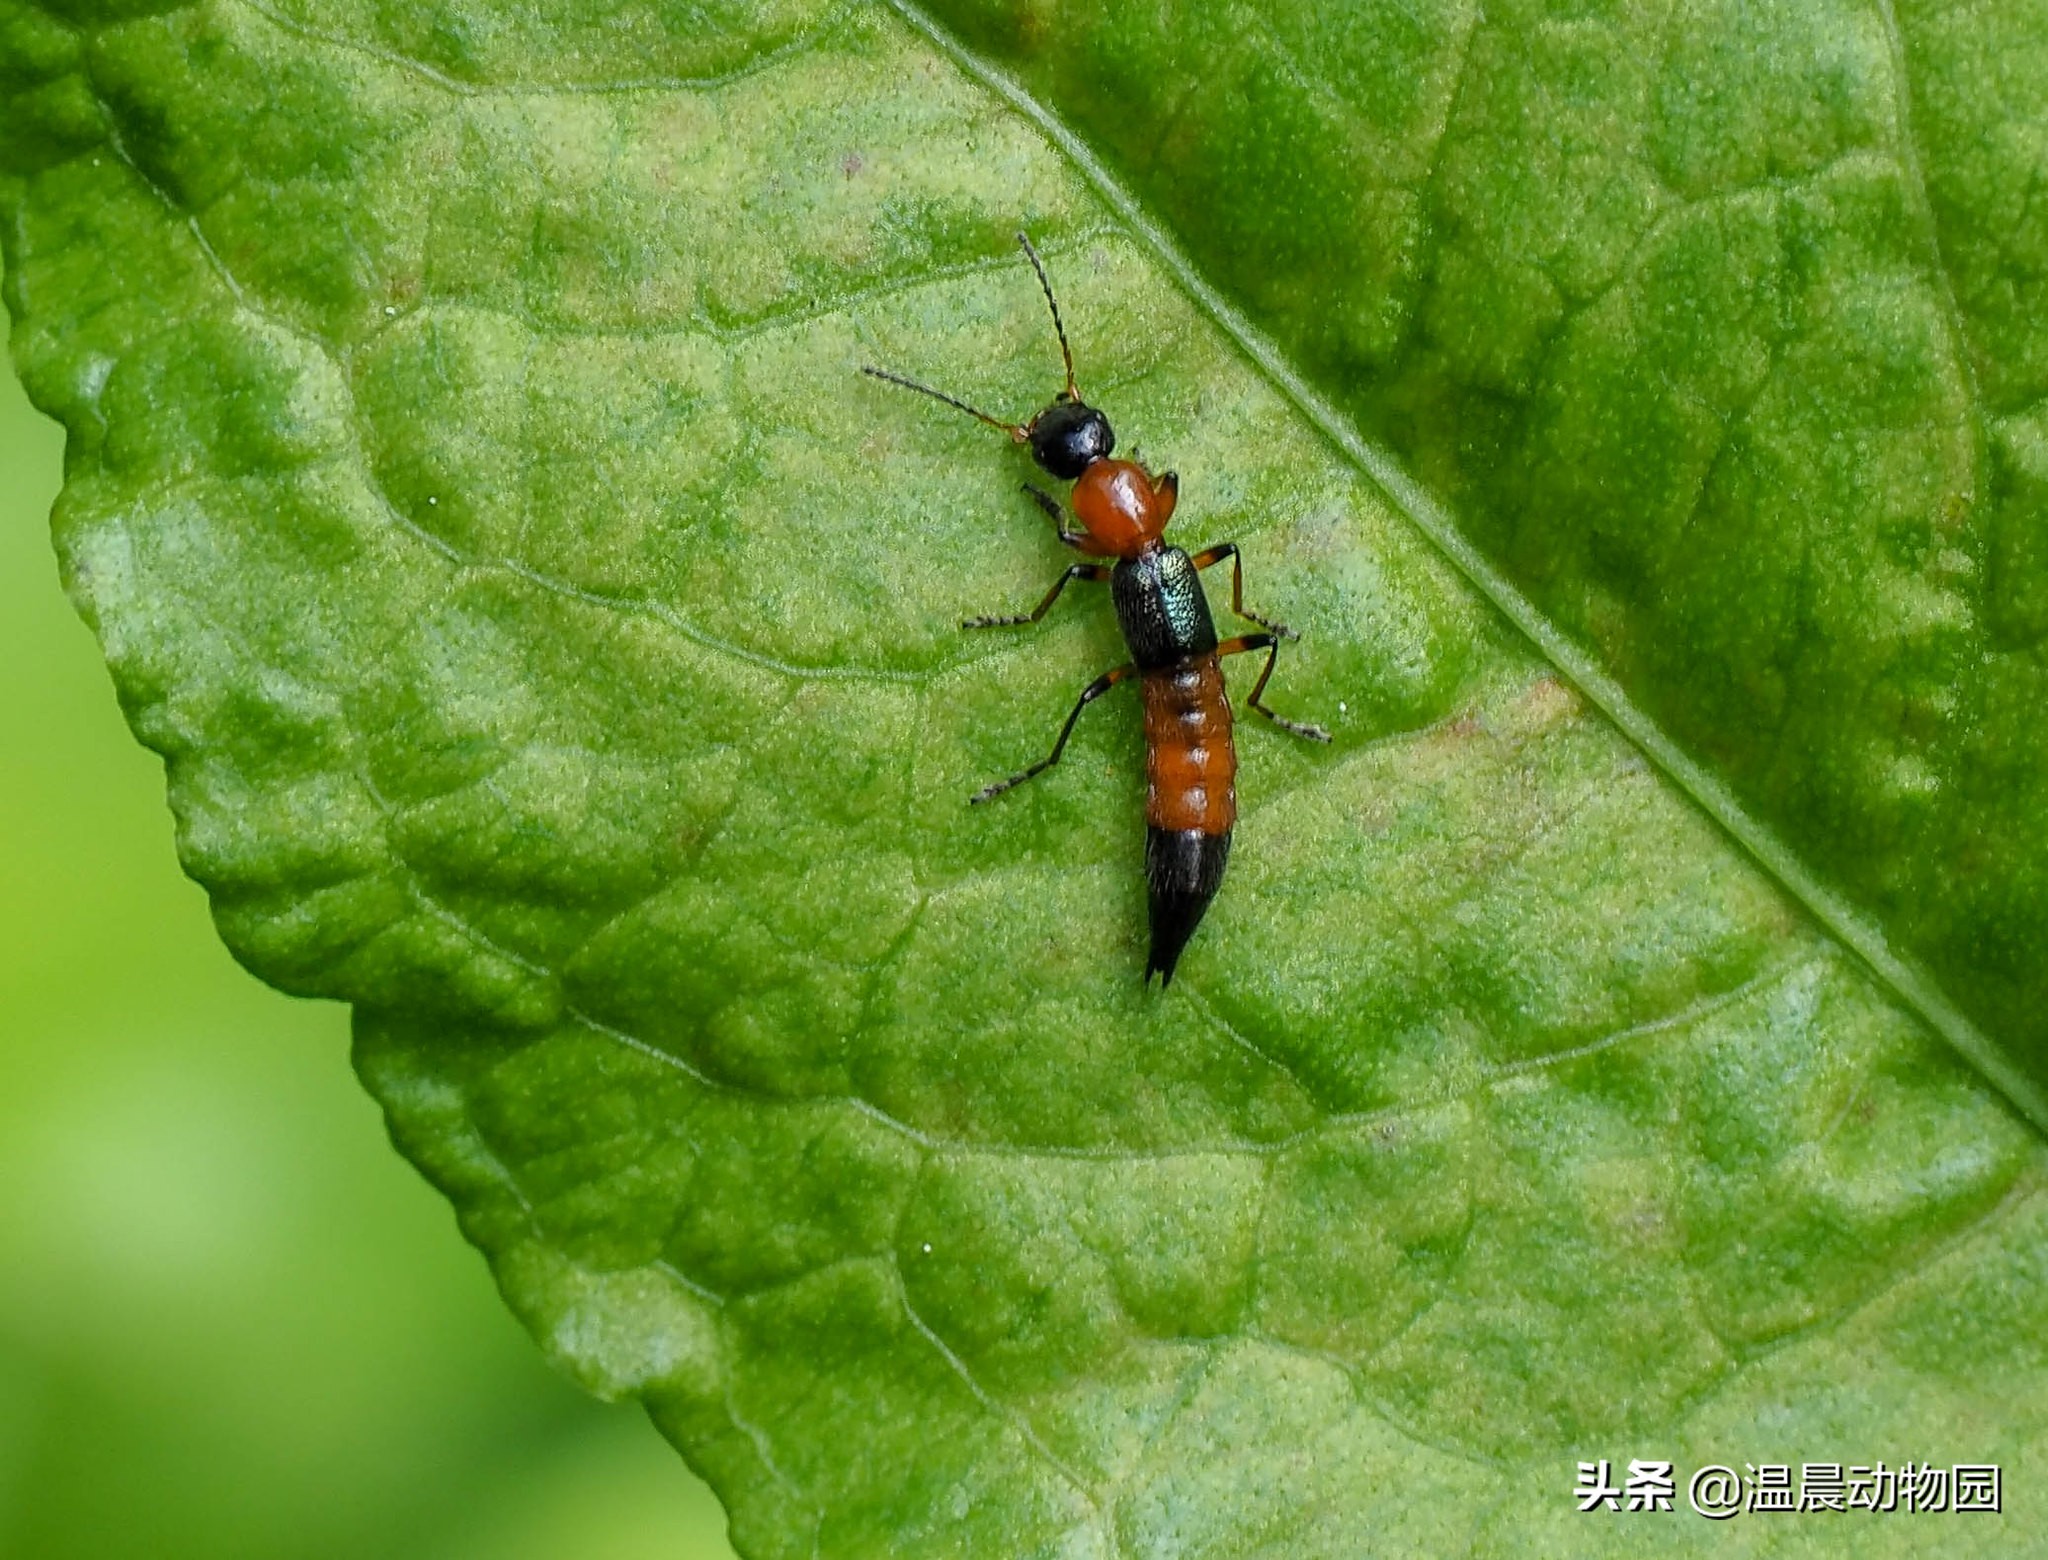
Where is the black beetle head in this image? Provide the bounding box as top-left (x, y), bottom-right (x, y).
top-left (1026, 398), bottom-right (1115, 480)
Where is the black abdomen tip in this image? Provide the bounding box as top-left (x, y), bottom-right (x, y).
top-left (1145, 826), bottom-right (1232, 986)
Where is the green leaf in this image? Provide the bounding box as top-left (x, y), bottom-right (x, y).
top-left (4, 0), bottom-right (2046, 1553)
top-left (921, 0), bottom-right (2048, 1077)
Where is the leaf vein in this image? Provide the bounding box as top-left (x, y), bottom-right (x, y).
top-left (876, 0), bottom-right (2048, 1137)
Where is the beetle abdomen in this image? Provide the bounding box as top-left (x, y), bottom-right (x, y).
top-left (1144, 827), bottom-right (1231, 986)
top-left (1142, 656), bottom-right (1237, 834)
top-left (1141, 654), bottom-right (1237, 984)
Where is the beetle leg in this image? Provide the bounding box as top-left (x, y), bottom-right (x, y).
top-left (971, 664), bottom-right (1136, 803)
top-left (1218, 633), bottom-right (1330, 741)
top-left (1189, 543), bottom-right (1294, 638)
top-left (1022, 483), bottom-right (1089, 549)
top-left (963, 563), bottom-right (1110, 629)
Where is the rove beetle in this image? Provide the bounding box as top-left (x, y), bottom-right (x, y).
top-left (863, 233), bottom-right (1329, 985)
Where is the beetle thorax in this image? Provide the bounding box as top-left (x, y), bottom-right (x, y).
top-left (1072, 459), bottom-right (1176, 557)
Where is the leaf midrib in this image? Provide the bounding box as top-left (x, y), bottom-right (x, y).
top-left (877, 0), bottom-right (2048, 1138)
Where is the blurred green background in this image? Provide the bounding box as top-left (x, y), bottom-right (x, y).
top-left (0, 351), bottom-right (739, 1558)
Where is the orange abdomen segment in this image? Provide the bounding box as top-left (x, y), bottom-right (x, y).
top-left (1142, 656), bottom-right (1237, 835)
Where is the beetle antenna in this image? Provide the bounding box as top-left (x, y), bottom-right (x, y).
top-left (861, 366), bottom-right (1024, 439)
top-left (1015, 231), bottom-right (1078, 401)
